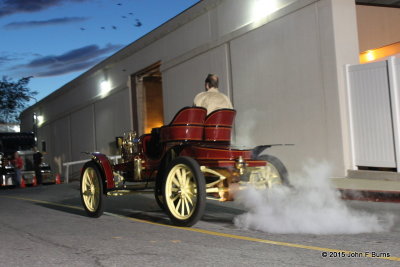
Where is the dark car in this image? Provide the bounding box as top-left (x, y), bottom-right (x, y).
top-left (0, 152), bottom-right (15, 186)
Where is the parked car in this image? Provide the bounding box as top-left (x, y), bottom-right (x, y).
top-left (0, 132), bottom-right (57, 187)
top-left (19, 150), bottom-right (56, 185)
top-left (0, 152), bottom-right (15, 186)
top-left (80, 107), bottom-right (289, 226)
top-left (0, 151), bottom-right (57, 187)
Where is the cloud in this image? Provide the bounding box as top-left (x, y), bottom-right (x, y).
top-left (22, 43), bottom-right (123, 77)
top-left (4, 17), bottom-right (89, 29)
top-left (0, 52), bottom-right (43, 67)
top-left (0, 55), bottom-right (15, 65)
top-left (36, 57), bottom-right (106, 77)
top-left (0, 0), bottom-right (88, 17)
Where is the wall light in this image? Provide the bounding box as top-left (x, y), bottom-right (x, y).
top-left (251, 0), bottom-right (279, 21)
top-left (366, 50), bottom-right (375, 62)
top-left (37, 115), bottom-right (44, 126)
top-left (359, 42), bottom-right (400, 64)
top-left (100, 80), bottom-right (112, 97)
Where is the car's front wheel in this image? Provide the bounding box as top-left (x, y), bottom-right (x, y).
top-left (162, 156), bottom-right (206, 227)
top-left (80, 161), bottom-right (104, 217)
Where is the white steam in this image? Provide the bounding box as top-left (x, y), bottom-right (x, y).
top-left (234, 161), bottom-right (394, 234)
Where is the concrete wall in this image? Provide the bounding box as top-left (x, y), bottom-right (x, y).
top-left (163, 44), bottom-right (231, 120)
top-left (24, 87), bottom-right (131, 176)
top-left (21, 0), bottom-right (360, 178)
top-left (163, 0), bottom-right (359, 175)
top-left (356, 5), bottom-right (400, 52)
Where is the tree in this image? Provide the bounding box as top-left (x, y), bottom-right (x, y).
top-left (0, 76), bottom-right (37, 123)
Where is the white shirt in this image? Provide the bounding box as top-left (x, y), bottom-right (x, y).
top-left (193, 88), bottom-right (233, 114)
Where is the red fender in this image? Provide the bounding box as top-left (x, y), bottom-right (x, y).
top-left (91, 153), bottom-right (115, 190)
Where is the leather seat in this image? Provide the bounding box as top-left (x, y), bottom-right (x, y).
top-left (204, 109), bottom-right (236, 142)
top-left (159, 107), bottom-right (207, 142)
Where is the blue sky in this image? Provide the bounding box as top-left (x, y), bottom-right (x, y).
top-left (0, 0), bottom-right (199, 104)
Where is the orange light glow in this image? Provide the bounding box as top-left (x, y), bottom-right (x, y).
top-left (359, 42), bottom-right (400, 63)
top-left (144, 121), bottom-right (163, 134)
top-left (365, 50), bottom-right (375, 62)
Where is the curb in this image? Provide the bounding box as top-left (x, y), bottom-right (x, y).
top-left (338, 188), bottom-right (400, 203)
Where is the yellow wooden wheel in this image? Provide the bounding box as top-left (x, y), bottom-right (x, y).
top-left (163, 157), bottom-right (205, 226)
top-left (258, 154), bottom-right (289, 186)
top-left (80, 161), bottom-right (104, 217)
top-left (165, 164), bottom-right (197, 220)
top-left (265, 162), bottom-right (282, 186)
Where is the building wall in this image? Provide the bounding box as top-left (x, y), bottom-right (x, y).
top-left (21, 0), bottom-right (360, 178)
top-left (231, 3), bottom-right (328, 173)
top-left (24, 87), bottom-right (131, 175)
top-left (357, 5), bottom-right (400, 52)
top-left (163, 44), bottom-right (231, 119)
top-left (163, 0), bottom-right (359, 175)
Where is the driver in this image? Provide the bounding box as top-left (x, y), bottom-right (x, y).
top-left (194, 74), bottom-right (233, 114)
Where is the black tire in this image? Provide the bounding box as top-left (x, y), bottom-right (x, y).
top-left (154, 149), bottom-right (177, 211)
top-left (162, 156), bottom-right (206, 227)
top-left (154, 170), bottom-right (165, 210)
top-left (257, 154), bottom-right (290, 186)
top-left (80, 161), bottom-right (104, 217)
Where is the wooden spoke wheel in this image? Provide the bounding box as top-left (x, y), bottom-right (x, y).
top-left (80, 161), bottom-right (104, 217)
top-left (258, 154), bottom-right (289, 186)
top-left (162, 156), bottom-right (205, 227)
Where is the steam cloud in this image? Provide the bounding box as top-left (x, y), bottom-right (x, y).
top-left (234, 161), bottom-right (394, 234)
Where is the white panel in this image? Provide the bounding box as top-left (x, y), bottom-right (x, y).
top-left (388, 56), bottom-right (400, 171)
top-left (348, 61), bottom-right (395, 167)
top-left (163, 45), bottom-right (230, 122)
top-left (215, 0), bottom-right (296, 37)
top-left (95, 89), bottom-right (131, 155)
top-left (70, 105), bottom-right (95, 161)
top-left (161, 13), bottom-right (211, 62)
top-left (51, 116), bottom-right (71, 174)
top-left (229, 3), bottom-right (327, 173)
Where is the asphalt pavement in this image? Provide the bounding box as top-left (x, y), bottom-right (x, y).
top-left (0, 182), bottom-right (399, 266)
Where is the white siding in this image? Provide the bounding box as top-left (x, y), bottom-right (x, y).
top-left (348, 61), bottom-right (395, 167)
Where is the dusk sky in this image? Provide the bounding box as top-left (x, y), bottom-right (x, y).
top-left (0, 0), bottom-right (199, 104)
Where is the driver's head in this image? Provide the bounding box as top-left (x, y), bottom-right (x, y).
top-left (205, 74), bottom-right (218, 90)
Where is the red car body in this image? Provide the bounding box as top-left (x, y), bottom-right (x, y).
top-left (80, 107), bottom-right (288, 226)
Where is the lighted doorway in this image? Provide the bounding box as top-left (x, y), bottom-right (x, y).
top-left (131, 63), bottom-right (164, 134)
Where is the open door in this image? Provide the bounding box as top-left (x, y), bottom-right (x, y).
top-left (131, 62), bottom-right (164, 134)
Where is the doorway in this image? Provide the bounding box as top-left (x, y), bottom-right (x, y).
top-left (131, 62), bottom-right (164, 134)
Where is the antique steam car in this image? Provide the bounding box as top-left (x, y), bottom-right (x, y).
top-left (80, 107), bottom-right (289, 227)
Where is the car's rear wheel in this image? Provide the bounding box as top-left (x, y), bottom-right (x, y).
top-left (80, 161), bottom-right (104, 217)
top-left (162, 156), bottom-right (205, 227)
top-left (258, 154), bottom-right (289, 186)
